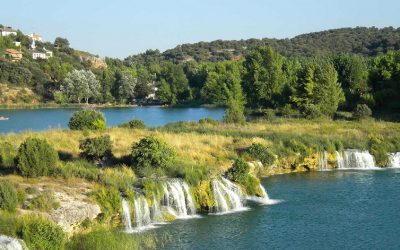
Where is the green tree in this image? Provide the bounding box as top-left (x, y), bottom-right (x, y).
top-left (114, 71), bottom-right (136, 103)
top-left (62, 69), bottom-right (100, 104)
top-left (291, 59), bottom-right (345, 118)
top-left (369, 51), bottom-right (400, 110)
top-left (224, 70), bottom-right (245, 123)
top-left (243, 46), bottom-right (286, 108)
top-left (160, 62), bottom-right (191, 103)
top-left (16, 138), bottom-right (59, 177)
top-left (333, 54), bottom-right (369, 109)
top-left (131, 136), bottom-right (176, 171)
top-left (0, 180), bottom-right (17, 212)
top-left (157, 79), bottom-right (174, 104)
top-left (79, 135), bottom-right (113, 162)
top-left (68, 110), bottom-right (106, 130)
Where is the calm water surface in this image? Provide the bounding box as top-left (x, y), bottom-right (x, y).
top-left (0, 107), bottom-right (224, 133)
top-left (157, 169), bottom-right (400, 250)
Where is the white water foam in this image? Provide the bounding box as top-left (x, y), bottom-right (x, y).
top-left (336, 150), bottom-right (380, 169)
top-left (388, 152), bottom-right (400, 168)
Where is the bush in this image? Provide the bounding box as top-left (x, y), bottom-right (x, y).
top-left (369, 134), bottom-right (389, 167)
top-left (246, 143), bottom-right (275, 165)
top-left (27, 191), bottom-right (60, 212)
top-left (0, 180), bottom-right (17, 212)
top-left (68, 110), bottom-right (106, 130)
top-left (22, 217), bottom-right (65, 250)
top-left (120, 119), bottom-right (146, 129)
top-left (66, 229), bottom-right (158, 250)
top-left (0, 142), bottom-right (17, 168)
top-left (50, 160), bottom-right (101, 181)
top-left (352, 104), bottom-right (372, 120)
top-left (79, 135), bottom-right (113, 162)
top-left (199, 117), bottom-right (218, 125)
top-left (131, 136), bottom-right (176, 174)
top-left (225, 158), bottom-right (250, 183)
top-left (16, 138), bottom-right (59, 177)
top-left (92, 187), bottom-right (121, 223)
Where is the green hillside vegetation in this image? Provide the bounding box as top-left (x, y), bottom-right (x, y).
top-left (1, 26), bottom-right (400, 119)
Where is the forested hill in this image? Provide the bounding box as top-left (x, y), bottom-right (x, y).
top-left (161, 27), bottom-right (400, 62)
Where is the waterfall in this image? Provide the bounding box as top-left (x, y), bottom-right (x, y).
top-left (388, 153), bottom-right (400, 168)
top-left (162, 179), bottom-right (197, 218)
top-left (122, 199), bottom-right (132, 232)
top-left (318, 151), bottom-right (329, 171)
top-left (211, 177), bottom-right (246, 214)
top-left (151, 198), bottom-right (164, 223)
top-left (134, 197), bottom-right (151, 229)
top-left (336, 150), bottom-right (378, 169)
top-left (247, 184), bottom-right (282, 205)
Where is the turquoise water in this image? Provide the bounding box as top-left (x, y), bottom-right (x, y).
top-left (157, 169), bottom-right (400, 249)
top-left (0, 107), bottom-right (224, 133)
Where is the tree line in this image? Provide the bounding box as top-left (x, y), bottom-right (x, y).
top-left (0, 27), bottom-right (399, 119)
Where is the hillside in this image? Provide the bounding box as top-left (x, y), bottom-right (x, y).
top-left (161, 27), bottom-right (400, 62)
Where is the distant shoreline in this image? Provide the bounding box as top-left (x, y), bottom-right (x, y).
top-left (0, 102), bottom-right (222, 110)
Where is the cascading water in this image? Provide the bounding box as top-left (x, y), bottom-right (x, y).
top-left (388, 153), bottom-right (400, 168)
top-left (122, 199), bottom-right (133, 232)
top-left (211, 177), bottom-right (246, 214)
top-left (151, 198), bottom-right (164, 223)
top-left (318, 151), bottom-right (329, 171)
top-left (247, 184), bottom-right (282, 205)
top-left (336, 150), bottom-right (378, 169)
top-left (134, 197), bottom-right (151, 229)
top-left (162, 179), bottom-right (197, 218)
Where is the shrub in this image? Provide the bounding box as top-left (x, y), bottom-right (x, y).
top-left (92, 187), bottom-right (121, 223)
top-left (225, 158), bottom-right (250, 183)
top-left (120, 119), bottom-right (146, 129)
top-left (22, 217), bottom-right (65, 250)
top-left (131, 136), bottom-right (176, 173)
top-left (79, 135), bottom-right (113, 162)
top-left (50, 160), bottom-right (101, 181)
top-left (27, 191), bottom-right (60, 212)
top-left (303, 104), bottom-right (323, 119)
top-left (0, 142), bottom-right (17, 168)
top-left (352, 104), bottom-right (372, 120)
top-left (0, 180), bottom-right (17, 212)
top-left (198, 117), bottom-right (218, 125)
top-left (68, 110), bottom-right (106, 130)
top-left (16, 138), bottom-right (59, 177)
top-left (369, 134), bottom-right (389, 167)
top-left (246, 143), bottom-right (275, 165)
top-left (66, 229), bottom-right (158, 250)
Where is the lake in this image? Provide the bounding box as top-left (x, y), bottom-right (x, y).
top-left (156, 169), bottom-right (400, 250)
top-left (0, 107), bottom-right (225, 133)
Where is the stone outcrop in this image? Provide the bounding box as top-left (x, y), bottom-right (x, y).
top-left (0, 235), bottom-right (28, 250)
top-left (50, 191), bottom-right (101, 233)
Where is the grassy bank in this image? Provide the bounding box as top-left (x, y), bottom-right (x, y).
top-left (0, 117), bottom-right (399, 249)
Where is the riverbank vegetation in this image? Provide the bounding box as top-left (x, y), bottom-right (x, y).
top-left (0, 112), bottom-right (399, 248)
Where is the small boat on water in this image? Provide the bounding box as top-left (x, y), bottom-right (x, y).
top-left (0, 116), bottom-right (9, 121)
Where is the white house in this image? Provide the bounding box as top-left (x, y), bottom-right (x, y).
top-left (31, 51), bottom-right (47, 60)
top-left (0, 27), bottom-right (17, 37)
top-left (28, 33), bottom-right (43, 42)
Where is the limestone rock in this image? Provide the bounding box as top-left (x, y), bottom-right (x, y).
top-left (0, 235), bottom-right (28, 250)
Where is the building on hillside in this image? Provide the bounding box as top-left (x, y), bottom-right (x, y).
top-left (0, 27), bottom-right (17, 37)
top-left (14, 41), bottom-right (21, 47)
top-left (28, 33), bottom-right (43, 42)
top-left (5, 49), bottom-right (23, 62)
top-left (29, 40), bottom-right (53, 60)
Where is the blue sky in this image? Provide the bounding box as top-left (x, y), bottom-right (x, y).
top-left (1, 0), bottom-right (399, 58)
